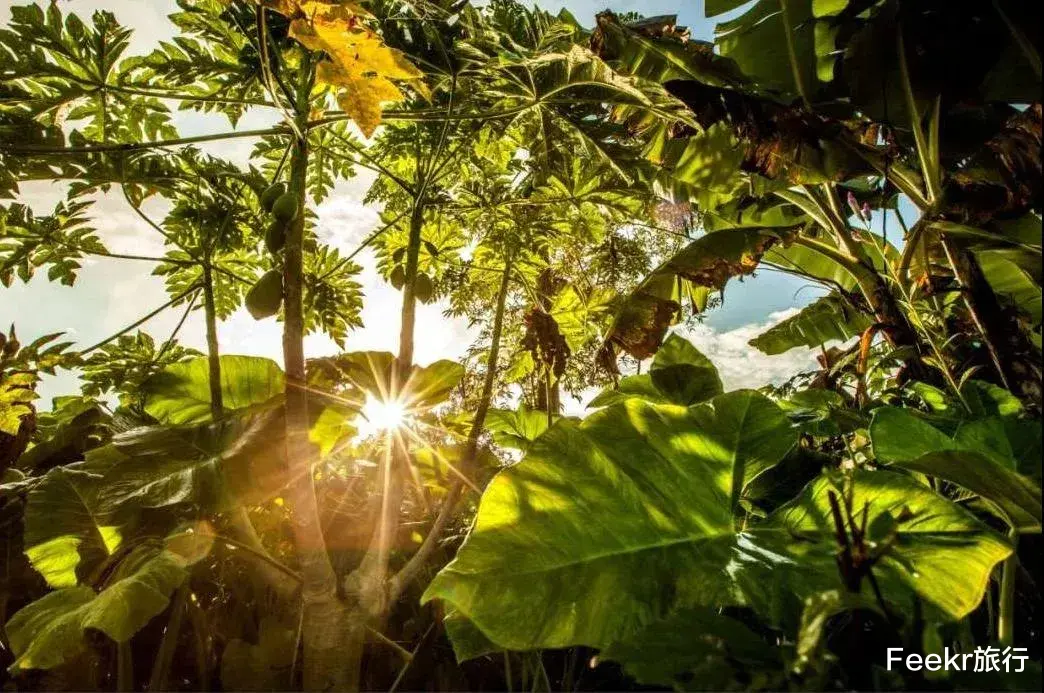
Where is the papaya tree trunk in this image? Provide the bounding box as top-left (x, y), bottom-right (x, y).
top-left (371, 200), bottom-right (426, 594)
top-left (282, 130), bottom-right (350, 690)
top-left (388, 252), bottom-right (515, 603)
top-left (204, 252), bottom-right (297, 602)
top-left (201, 263), bottom-right (223, 420)
top-left (340, 199), bottom-right (427, 690)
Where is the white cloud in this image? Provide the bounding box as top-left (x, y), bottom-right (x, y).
top-left (557, 310), bottom-right (820, 417)
top-left (675, 308), bottom-right (819, 390)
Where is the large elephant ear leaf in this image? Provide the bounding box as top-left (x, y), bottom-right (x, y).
top-left (405, 359), bottom-right (466, 409)
top-left (425, 395), bottom-right (1007, 661)
top-left (104, 409), bottom-right (285, 512)
top-left (649, 333), bottom-right (723, 405)
top-left (590, 334), bottom-right (723, 407)
top-left (422, 391), bottom-right (798, 656)
top-left (314, 351), bottom-right (463, 410)
top-left (870, 407), bottom-right (1043, 532)
top-left (484, 406), bottom-right (552, 452)
top-left (22, 460), bottom-right (125, 588)
top-left (142, 355), bottom-right (285, 425)
top-left (6, 544), bottom-right (192, 672)
top-left (771, 469), bottom-right (1012, 621)
top-left (601, 606), bottom-right (779, 690)
top-left (588, 373), bottom-right (669, 408)
top-left (220, 616), bottom-right (296, 691)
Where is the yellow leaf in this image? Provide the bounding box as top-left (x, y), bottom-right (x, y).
top-left (318, 60), bottom-right (406, 137)
top-left (236, 0), bottom-right (422, 136)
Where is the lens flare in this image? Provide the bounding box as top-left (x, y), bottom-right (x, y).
top-left (361, 395), bottom-right (409, 434)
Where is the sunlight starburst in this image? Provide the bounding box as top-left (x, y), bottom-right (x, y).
top-left (360, 395), bottom-right (410, 434)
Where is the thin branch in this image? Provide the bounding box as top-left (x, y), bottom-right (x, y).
top-left (94, 249), bottom-right (190, 264)
top-left (1, 126), bottom-right (290, 155)
top-left (308, 102), bottom-right (533, 130)
top-left (78, 283), bottom-right (201, 354)
top-left (256, 6), bottom-right (304, 141)
top-left (121, 183), bottom-right (192, 254)
top-left (209, 530), bottom-right (303, 584)
top-left (320, 211), bottom-right (408, 280)
top-left (99, 82), bottom-right (275, 108)
top-left (418, 74), bottom-right (458, 202)
top-left (324, 130), bottom-right (415, 195)
top-left (152, 290), bottom-right (198, 364)
top-left (388, 622), bottom-right (437, 693)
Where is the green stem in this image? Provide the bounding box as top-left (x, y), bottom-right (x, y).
top-left (1, 126), bottom-right (288, 155)
top-left (938, 237), bottom-right (1011, 390)
top-left (117, 642), bottom-right (133, 692)
top-left (897, 25), bottom-right (942, 204)
top-left (79, 283), bottom-right (201, 354)
top-left (148, 582), bottom-right (189, 692)
top-left (896, 215), bottom-right (927, 281)
top-left (998, 528), bottom-right (1018, 646)
top-left (101, 82), bottom-right (275, 108)
top-left (388, 254), bottom-right (515, 603)
top-left (780, 0), bottom-right (811, 106)
top-left (202, 263), bottom-right (224, 419)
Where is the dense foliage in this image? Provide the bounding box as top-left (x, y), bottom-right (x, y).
top-left (0, 1), bottom-right (1040, 690)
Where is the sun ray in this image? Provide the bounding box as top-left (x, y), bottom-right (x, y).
top-left (398, 424), bottom-right (482, 495)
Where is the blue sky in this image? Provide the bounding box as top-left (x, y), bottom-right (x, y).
top-left (2, 0), bottom-right (829, 408)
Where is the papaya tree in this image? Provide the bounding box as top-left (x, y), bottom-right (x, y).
top-left (0, 0), bottom-right (422, 687)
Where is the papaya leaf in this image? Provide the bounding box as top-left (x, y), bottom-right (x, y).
top-left (548, 284), bottom-right (615, 353)
top-left (276, 0), bottom-right (423, 137)
top-left (0, 201), bottom-right (103, 288)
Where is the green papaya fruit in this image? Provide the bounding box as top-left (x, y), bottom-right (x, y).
top-left (265, 221), bottom-right (287, 254)
top-left (271, 193), bottom-right (300, 223)
top-left (390, 265), bottom-right (405, 290)
top-left (259, 183), bottom-right (286, 212)
top-left (246, 269), bottom-right (283, 319)
top-left (414, 272), bottom-right (434, 303)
